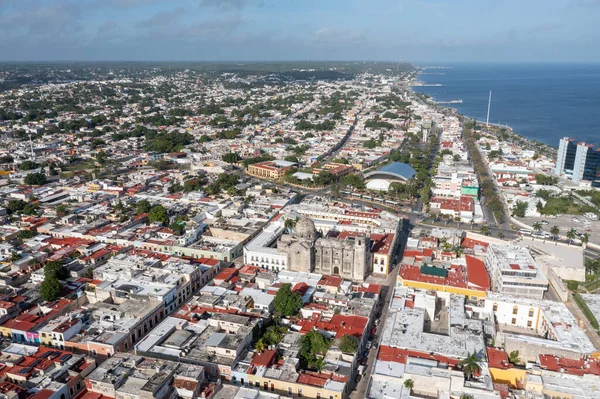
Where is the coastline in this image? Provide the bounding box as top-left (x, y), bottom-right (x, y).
top-left (407, 72), bottom-right (557, 158)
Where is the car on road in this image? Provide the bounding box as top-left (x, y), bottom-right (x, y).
top-left (541, 220), bottom-right (549, 225)
top-left (360, 357), bottom-right (368, 365)
top-left (371, 328), bottom-right (376, 335)
top-left (366, 341), bottom-right (372, 349)
top-left (363, 350), bottom-right (369, 358)
top-left (355, 374), bottom-right (362, 383)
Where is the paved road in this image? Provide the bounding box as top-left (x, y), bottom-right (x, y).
top-left (349, 222), bottom-right (409, 399)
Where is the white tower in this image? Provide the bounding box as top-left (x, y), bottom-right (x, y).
top-left (486, 91), bottom-right (492, 127)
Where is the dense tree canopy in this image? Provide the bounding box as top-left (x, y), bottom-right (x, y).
top-left (273, 283), bottom-right (303, 317)
top-left (24, 173), bottom-right (47, 186)
top-left (148, 205), bottom-right (169, 225)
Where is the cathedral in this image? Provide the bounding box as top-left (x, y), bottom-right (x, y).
top-left (277, 218), bottom-right (371, 281)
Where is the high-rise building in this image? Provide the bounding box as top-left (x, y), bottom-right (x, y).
top-left (572, 142), bottom-right (600, 185)
top-left (554, 137), bottom-right (600, 186)
top-left (553, 137), bottom-right (577, 178)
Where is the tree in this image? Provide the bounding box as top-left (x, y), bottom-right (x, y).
top-left (44, 261), bottom-right (69, 280)
top-left (508, 350), bottom-right (521, 364)
top-left (460, 394), bottom-right (474, 399)
top-left (338, 335), bottom-right (359, 354)
top-left (341, 174), bottom-right (365, 190)
top-left (533, 222), bottom-right (542, 232)
top-left (582, 233), bottom-right (590, 248)
top-left (56, 204), bottom-right (69, 217)
top-left (498, 232), bottom-right (505, 240)
top-left (19, 160), bottom-right (38, 170)
top-left (7, 199), bottom-right (27, 214)
top-left (96, 150), bottom-right (109, 165)
top-left (299, 330), bottom-right (330, 369)
top-left (137, 199), bottom-right (152, 215)
top-left (550, 225), bottom-right (560, 240)
top-left (284, 217), bottom-right (298, 233)
top-left (284, 155), bottom-right (299, 163)
top-left (273, 283), bottom-right (303, 317)
top-left (18, 230), bottom-right (37, 239)
top-left (40, 277), bottom-right (61, 302)
top-left (403, 379), bottom-right (414, 389)
top-left (459, 352), bottom-right (481, 380)
top-left (169, 222), bottom-right (185, 236)
top-left (311, 357), bottom-right (326, 372)
top-left (24, 173), bottom-right (47, 186)
top-left (222, 152), bottom-right (241, 164)
top-left (513, 201), bottom-right (528, 218)
top-left (566, 228), bottom-right (577, 245)
top-left (254, 339), bottom-right (266, 353)
top-left (148, 205), bottom-right (169, 226)
top-left (480, 225), bottom-right (490, 236)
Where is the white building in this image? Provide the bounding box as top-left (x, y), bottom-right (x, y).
top-left (243, 220), bottom-right (288, 272)
top-left (481, 294), bottom-right (595, 362)
top-left (485, 244), bottom-right (548, 299)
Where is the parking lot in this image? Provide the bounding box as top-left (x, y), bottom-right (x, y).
top-left (520, 214), bottom-right (600, 245)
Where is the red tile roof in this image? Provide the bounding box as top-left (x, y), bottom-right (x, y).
top-left (370, 233), bottom-right (395, 255)
top-left (466, 255), bottom-right (491, 290)
top-left (318, 275), bottom-right (343, 288)
top-left (377, 345), bottom-right (460, 367)
top-left (251, 350), bottom-right (276, 367)
top-left (486, 347), bottom-right (512, 370)
top-left (538, 354), bottom-right (600, 376)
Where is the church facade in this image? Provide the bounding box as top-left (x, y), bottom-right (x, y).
top-left (277, 217), bottom-right (371, 281)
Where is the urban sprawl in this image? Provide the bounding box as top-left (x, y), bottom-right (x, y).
top-left (0, 63), bottom-right (598, 399)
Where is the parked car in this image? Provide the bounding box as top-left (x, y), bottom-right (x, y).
top-left (371, 328), bottom-right (376, 335)
top-left (541, 220), bottom-right (549, 225)
top-left (366, 341), bottom-right (372, 349)
top-left (361, 357), bottom-right (368, 365)
top-left (355, 374), bottom-right (362, 383)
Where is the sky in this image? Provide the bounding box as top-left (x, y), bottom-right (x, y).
top-left (0, 0), bottom-right (599, 63)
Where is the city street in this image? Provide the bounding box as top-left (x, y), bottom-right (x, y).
top-left (349, 218), bottom-right (409, 398)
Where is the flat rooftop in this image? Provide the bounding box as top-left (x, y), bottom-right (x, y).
top-left (380, 295), bottom-right (485, 360)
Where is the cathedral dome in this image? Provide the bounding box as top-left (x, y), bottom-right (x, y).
top-left (295, 217), bottom-right (317, 240)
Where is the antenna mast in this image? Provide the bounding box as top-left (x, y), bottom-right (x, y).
top-left (486, 90), bottom-right (492, 127)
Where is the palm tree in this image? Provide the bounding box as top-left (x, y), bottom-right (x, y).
top-left (312, 358), bottom-right (326, 372)
top-left (508, 350), bottom-right (521, 364)
top-left (255, 339), bottom-right (266, 353)
top-left (403, 379), bottom-right (414, 389)
top-left (550, 226), bottom-right (560, 240)
top-left (459, 352), bottom-right (481, 380)
top-left (582, 233), bottom-right (590, 249)
top-left (566, 228), bottom-right (577, 246)
top-left (533, 222), bottom-right (542, 233)
top-left (480, 225), bottom-right (490, 236)
top-left (284, 217), bottom-right (298, 233)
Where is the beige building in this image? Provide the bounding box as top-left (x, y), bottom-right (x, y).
top-left (277, 218), bottom-right (370, 281)
top-left (247, 161), bottom-right (291, 180)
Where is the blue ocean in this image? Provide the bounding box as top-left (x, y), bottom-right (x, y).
top-left (413, 63), bottom-right (600, 147)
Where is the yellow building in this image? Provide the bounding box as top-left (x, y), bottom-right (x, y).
top-left (247, 161), bottom-right (291, 180)
top-left (397, 273), bottom-right (487, 300)
top-left (245, 372), bottom-right (345, 399)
